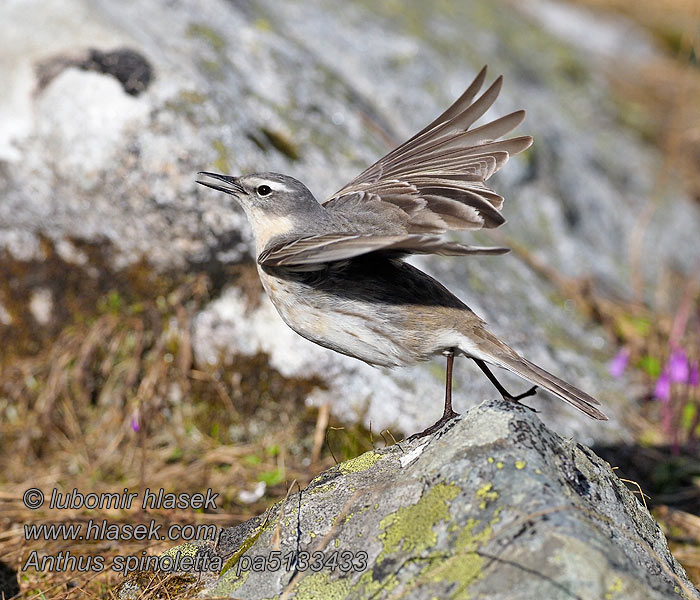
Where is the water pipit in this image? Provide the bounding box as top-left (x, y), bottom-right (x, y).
top-left (197, 66), bottom-right (607, 436)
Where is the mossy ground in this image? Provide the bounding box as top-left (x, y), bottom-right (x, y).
top-left (0, 237), bottom-right (378, 600)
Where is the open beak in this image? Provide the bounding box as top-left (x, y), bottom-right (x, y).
top-left (196, 171), bottom-right (245, 196)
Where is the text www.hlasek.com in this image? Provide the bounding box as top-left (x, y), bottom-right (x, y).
top-left (24, 520), bottom-right (217, 542)
top-left (22, 521), bottom-right (221, 576)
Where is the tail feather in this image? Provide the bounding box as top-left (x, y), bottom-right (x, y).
top-left (488, 354), bottom-right (608, 421)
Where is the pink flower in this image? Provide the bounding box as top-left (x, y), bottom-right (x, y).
top-left (131, 408), bottom-right (140, 432)
top-left (608, 348), bottom-right (629, 378)
top-left (668, 348), bottom-right (690, 383)
top-left (654, 370), bottom-right (671, 402)
top-left (689, 363), bottom-right (699, 387)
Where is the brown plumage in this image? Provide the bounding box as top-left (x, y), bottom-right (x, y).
top-left (324, 66), bottom-right (531, 235)
top-left (197, 66), bottom-right (607, 435)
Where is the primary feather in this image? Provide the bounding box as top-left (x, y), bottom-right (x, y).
top-left (324, 66), bottom-right (532, 235)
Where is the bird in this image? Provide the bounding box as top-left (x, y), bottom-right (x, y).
top-left (197, 65), bottom-right (608, 436)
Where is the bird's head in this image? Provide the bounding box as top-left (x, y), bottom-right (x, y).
top-left (197, 171), bottom-right (324, 249)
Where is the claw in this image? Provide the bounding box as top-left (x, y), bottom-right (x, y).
top-left (508, 385), bottom-right (538, 402)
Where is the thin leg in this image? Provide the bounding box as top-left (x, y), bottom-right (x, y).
top-left (441, 351), bottom-right (458, 421)
top-left (409, 349), bottom-right (460, 440)
top-left (473, 358), bottom-right (537, 401)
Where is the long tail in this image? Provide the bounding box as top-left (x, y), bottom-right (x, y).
top-left (464, 332), bottom-right (608, 421)
top-left (496, 354), bottom-right (607, 420)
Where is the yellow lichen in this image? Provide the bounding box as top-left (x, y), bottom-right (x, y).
top-left (605, 576), bottom-right (624, 599)
top-left (415, 513), bottom-right (500, 598)
top-left (378, 483), bottom-right (459, 558)
top-left (163, 542), bottom-right (198, 559)
top-left (292, 568), bottom-right (399, 600)
top-left (219, 517), bottom-right (267, 576)
top-left (475, 483), bottom-right (498, 510)
top-left (209, 569), bottom-right (248, 597)
top-left (307, 481), bottom-right (339, 496)
top-left (338, 451), bottom-right (382, 474)
top-left (294, 573), bottom-right (350, 600)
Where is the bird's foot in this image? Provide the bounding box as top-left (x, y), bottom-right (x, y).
top-left (408, 409), bottom-right (460, 441)
top-left (503, 385), bottom-right (538, 402)
top-left (501, 386), bottom-right (539, 414)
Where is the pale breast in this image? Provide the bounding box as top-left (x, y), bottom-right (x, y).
top-left (256, 266), bottom-right (426, 367)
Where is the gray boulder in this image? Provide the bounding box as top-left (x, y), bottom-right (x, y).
top-left (119, 398), bottom-right (699, 599)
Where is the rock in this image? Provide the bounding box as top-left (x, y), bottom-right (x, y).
top-left (2, 0), bottom-right (699, 438)
top-left (36, 68), bottom-right (150, 183)
top-left (118, 397), bottom-right (699, 600)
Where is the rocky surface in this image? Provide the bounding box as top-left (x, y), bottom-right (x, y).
top-left (118, 398), bottom-right (700, 600)
top-left (2, 0), bottom-right (700, 438)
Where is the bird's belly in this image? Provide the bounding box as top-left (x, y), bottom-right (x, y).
top-left (258, 269), bottom-right (424, 367)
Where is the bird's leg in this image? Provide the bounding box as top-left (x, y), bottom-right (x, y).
top-left (472, 358), bottom-right (537, 402)
top-left (409, 349), bottom-right (460, 440)
top-left (441, 349), bottom-right (459, 421)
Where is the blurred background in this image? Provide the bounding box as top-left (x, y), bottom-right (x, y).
top-left (1, 0), bottom-right (699, 597)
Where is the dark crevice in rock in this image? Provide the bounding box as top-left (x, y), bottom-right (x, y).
top-left (81, 49), bottom-right (154, 96)
top-left (36, 48), bottom-right (153, 96)
top-left (593, 443), bottom-right (700, 516)
top-left (0, 560), bottom-right (19, 600)
top-left (561, 456), bottom-right (591, 497)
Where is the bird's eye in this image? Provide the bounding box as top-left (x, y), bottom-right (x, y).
top-left (256, 185), bottom-right (272, 196)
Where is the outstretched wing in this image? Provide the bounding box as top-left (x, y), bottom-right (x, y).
top-left (323, 66), bottom-right (532, 234)
top-left (258, 233), bottom-right (509, 268)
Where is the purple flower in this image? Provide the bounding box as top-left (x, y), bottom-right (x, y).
top-left (608, 348), bottom-right (629, 378)
top-left (654, 369), bottom-right (671, 402)
top-left (668, 348), bottom-right (690, 383)
top-left (689, 363), bottom-right (699, 387)
top-left (131, 409), bottom-right (140, 432)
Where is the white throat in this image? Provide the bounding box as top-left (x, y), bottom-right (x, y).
top-left (246, 206), bottom-right (296, 251)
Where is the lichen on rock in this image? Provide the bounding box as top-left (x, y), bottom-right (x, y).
top-left (118, 398), bottom-right (699, 600)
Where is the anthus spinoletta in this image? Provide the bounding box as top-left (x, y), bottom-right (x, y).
top-left (198, 66), bottom-right (607, 436)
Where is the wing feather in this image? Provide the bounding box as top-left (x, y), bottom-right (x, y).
top-left (406, 65), bottom-right (488, 142)
top-left (258, 234), bottom-right (509, 267)
top-left (324, 67), bottom-right (531, 235)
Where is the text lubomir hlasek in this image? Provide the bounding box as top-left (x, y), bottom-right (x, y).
top-left (48, 488), bottom-right (218, 510)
